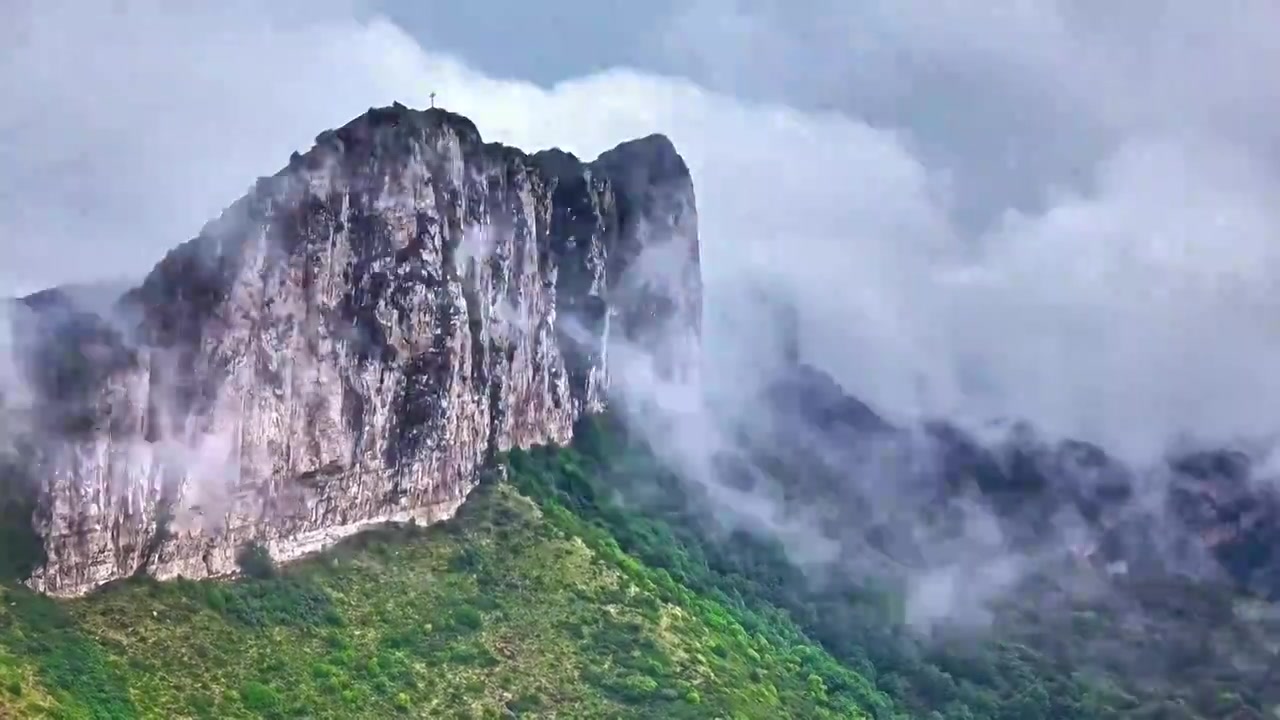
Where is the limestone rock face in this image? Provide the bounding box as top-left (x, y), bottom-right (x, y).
top-left (0, 104), bottom-right (700, 595)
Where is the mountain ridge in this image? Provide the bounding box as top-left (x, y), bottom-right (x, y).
top-left (0, 102), bottom-right (702, 596)
top-left (748, 354), bottom-right (1280, 603)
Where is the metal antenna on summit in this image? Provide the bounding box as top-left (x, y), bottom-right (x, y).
top-left (429, 92), bottom-right (437, 108)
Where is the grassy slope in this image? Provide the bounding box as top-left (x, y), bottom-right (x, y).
top-left (0, 463), bottom-right (889, 718)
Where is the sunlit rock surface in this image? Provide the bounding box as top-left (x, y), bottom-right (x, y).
top-left (0, 104), bottom-right (700, 595)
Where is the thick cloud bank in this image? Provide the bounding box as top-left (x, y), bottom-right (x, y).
top-left (4, 0), bottom-right (1280, 463)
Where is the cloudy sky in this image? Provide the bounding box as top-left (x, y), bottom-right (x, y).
top-left (3, 0), bottom-right (1280, 459)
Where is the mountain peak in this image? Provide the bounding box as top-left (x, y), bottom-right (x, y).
top-left (0, 105), bottom-right (702, 596)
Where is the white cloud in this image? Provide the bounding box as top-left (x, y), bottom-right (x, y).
top-left (4, 0), bottom-right (1280, 464)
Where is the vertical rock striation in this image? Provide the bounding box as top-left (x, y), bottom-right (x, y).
top-left (0, 104), bottom-right (701, 595)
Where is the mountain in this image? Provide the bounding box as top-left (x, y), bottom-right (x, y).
top-left (3, 103), bottom-right (1278, 719)
top-left (758, 359), bottom-right (1280, 602)
top-left (0, 103), bottom-right (701, 596)
top-left (690, 354), bottom-right (1280, 717)
top-left (720, 291), bottom-right (1280, 607)
top-left (6, 408), bottom-right (1277, 718)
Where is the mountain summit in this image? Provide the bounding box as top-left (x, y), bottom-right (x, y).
top-left (0, 103), bottom-right (702, 596)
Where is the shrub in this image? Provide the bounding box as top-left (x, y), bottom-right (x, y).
top-left (452, 606), bottom-right (484, 631)
top-left (236, 542), bottom-right (276, 580)
top-left (239, 681), bottom-right (281, 713)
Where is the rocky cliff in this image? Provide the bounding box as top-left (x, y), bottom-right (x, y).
top-left (0, 103), bottom-right (701, 596)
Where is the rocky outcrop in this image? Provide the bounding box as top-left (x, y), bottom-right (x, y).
top-left (0, 103), bottom-right (700, 595)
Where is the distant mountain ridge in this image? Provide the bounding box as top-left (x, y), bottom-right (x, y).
top-left (747, 353), bottom-right (1280, 602)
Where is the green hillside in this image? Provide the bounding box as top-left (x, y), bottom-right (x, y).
top-left (0, 414), bottom-right (1272, 718)
top-left (0, 439), bottom-right (889, 718)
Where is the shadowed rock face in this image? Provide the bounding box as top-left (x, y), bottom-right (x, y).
top-left (0, 103), bottom-right (701, 595)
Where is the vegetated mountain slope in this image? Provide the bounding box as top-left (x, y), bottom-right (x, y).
top-left (607, 356), bottom-right (1280, 719)
top-left (3, 407), bottom-right (1273, 719)
top-left (548, 412), bottom-right (1280, 720)
top-left (0, 437), bottom-right (889, 719)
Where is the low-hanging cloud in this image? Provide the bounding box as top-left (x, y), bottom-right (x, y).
top-left (4, 1), bottom-right (1280, 466)
top-left (663, 0), bottom-right (1280, 461)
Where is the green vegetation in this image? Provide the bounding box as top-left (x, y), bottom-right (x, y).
top-left (558, 415), bottom-right (1279, 719)
top-left (0, 412), bottom-right (1274, 718)
top-left (515, 417), bottom-right (1129, 720)
top-left (0, 442), bottom-right (887, 718)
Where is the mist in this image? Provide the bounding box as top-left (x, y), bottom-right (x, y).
top-left (7, 1), bottom-right (1280, 460)
top-left (5, 0), bottom-right (1280, 629)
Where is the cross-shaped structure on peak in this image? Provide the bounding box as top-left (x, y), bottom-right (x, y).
top-left (429, 92), bottom-right (436, 108)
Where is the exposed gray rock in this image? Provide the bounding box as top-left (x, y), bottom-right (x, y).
top-left (0, 103), bottom-right (700, 595)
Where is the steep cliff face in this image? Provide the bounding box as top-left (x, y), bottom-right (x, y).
top-left (0, 103), bottom-right (701, 596)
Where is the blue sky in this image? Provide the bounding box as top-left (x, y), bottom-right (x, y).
top-left (4, 0), bottom-right (1280, 457)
